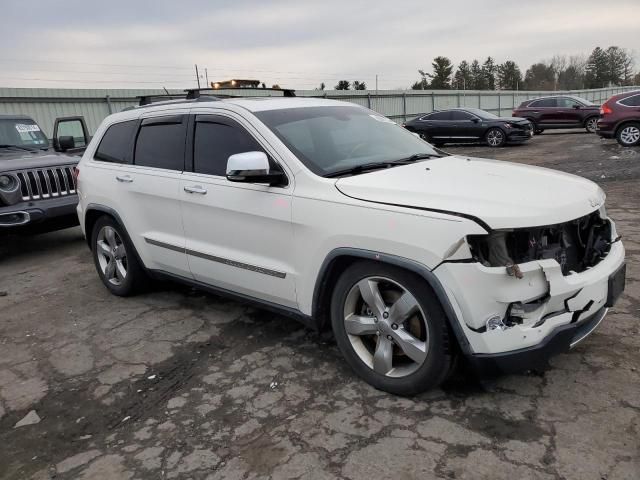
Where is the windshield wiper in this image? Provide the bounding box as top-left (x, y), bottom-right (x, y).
top-left (324, 162), bottom-right (399, 178)
top-left (0, 144), bottom-right (34, 151)
top-left (391, 153), bottom-right (441, 163)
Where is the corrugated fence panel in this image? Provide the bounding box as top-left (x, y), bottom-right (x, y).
top-left (1, 86), bottom-right (638, 135)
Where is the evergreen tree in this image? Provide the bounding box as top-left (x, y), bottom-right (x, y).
top-left (483, 57), bottom-right (496, 90)
top-left (470, 60), bottom-right (486, 89)
top-left (426, 56), bottom-right (454, 89)
top-left (585, 47), bottom-right (609, 88)
top-left (334, 80), bottom-right (350, 90)
top-left (352, 80), bottom-right (367, 90)
top-left (453, 60), bottom-right (472, 89)
top-left (497, 61), bottom-right (522, 90)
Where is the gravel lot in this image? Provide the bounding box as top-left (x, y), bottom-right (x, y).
top-left (1, 132), bottom-right (638, 480)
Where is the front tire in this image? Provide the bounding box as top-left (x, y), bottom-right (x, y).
top-left (330, 261), bottom-right (454, 396)
top-left (485, 127), bottom-right (506, 147)
top-left (616, 122), bottom-right (640, 147)
top-left (585, 116), bottom-right (598, 134)
top-left (91, 216), bottom-right (147, 296)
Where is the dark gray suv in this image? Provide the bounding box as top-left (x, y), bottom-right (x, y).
top-left (0, 114), bottom-right (88, 234)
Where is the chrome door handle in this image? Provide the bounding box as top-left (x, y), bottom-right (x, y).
top-left (184, 185), bottom-right (207, 194)
top-left (116, 175), bottom-right (133, 183)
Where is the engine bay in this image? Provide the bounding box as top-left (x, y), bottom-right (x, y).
top-left (468, 210), bottom-right (613, 275)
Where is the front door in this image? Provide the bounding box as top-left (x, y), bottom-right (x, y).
top-left (449, 111), bottom-right (481, 141)
top-left (180, 112), bottom-right (297, 308)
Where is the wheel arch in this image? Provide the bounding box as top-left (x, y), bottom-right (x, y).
top-left (311, 248), bottom-right (472, 354)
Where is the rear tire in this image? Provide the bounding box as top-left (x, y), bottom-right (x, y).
top-left (91, 216), bottom-right (147, 296)
top-left (485, 128), bottom-right (506, 147)
top-left (330, 261), bottom-right (454, 396)
top-left (616, 122), bottom-right (640, 147)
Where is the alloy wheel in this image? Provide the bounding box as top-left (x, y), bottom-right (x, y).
top-left (343, 276), bottom-right (429, 378)
top-left (620, 126), bottom-right (640, 145)
top-left (96, 226), bottom-right (128, 286)
top-left (487, 129), bottom-right (504, 147)
top-left (586, 117), bottom-right (598, 133)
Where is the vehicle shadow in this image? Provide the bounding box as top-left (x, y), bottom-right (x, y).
top-left (0, 227), bottom-right (85, 263)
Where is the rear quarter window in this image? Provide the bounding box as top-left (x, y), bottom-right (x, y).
top-left (94, 120), bottom-right (138, 163)
top-left (620, 94), bottom-right (640, 107)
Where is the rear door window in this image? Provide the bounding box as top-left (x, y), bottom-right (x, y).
top-left (529, 98), bottom-right (557, 108)
top-left (423, 111), bottom-right (452, 121)
top-left (94, 120), bottom-right (138, 163)
top-left (134, 116), bottom-right (186, 171)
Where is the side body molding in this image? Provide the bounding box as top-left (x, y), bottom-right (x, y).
top-left (312, 248), bottom-right (472, 354)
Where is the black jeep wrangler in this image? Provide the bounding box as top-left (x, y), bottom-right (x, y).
top-left (0, 114), bottom-right (89, 234)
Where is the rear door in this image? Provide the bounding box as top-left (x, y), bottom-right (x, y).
top-left (180, 111), bottom-right (297, 307)
top-left (421, 111), bottom-right (452, 140)
top-left (529, 98), bottom-right (558, 126)
top-left (89, 111), bottom-right (191, 277)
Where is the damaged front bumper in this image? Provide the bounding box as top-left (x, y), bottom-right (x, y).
top-left (433, 238), bottom-right (625, 361)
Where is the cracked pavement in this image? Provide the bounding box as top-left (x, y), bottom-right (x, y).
top-left (0, 132), bottom-right (639, 479)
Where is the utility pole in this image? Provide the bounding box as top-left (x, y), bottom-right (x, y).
top-left (205, 68), bottom-right (209, 87)
top-left (195, 64), bottom-right (201, 89)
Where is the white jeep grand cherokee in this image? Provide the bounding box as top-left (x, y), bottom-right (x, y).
top-left (76, 95), bottom-right (626, 396)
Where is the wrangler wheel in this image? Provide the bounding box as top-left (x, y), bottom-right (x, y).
top-left (331, 261), bottom-right (453, 396)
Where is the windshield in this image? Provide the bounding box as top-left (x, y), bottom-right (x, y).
top-left (255, 106), bottom-right (440, 176)
top-left (0, 118), bottom-right (49, 149)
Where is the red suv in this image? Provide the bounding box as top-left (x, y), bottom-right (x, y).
top-left (597, 90), bottom-right (640, 147)
top-left (512, 95), bottom-right (600, 135)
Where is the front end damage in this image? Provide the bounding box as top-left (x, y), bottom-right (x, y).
top-left (434, 208), bottom-right (625, 360)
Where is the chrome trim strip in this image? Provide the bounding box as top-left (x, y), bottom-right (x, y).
top-left (570, 307), bottom-right (608, 349)
top-left (144, 237), bottom-right (286, 278)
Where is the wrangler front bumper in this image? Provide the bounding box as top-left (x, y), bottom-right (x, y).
top-left (434, 239), bottom-right (625, 357)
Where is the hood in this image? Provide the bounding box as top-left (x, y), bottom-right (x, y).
top-left (0, 150), bottom-right (79, 172)
top-left (496, 116), bottom-right (530, 124)
top-left (334, 156), bottom-right (604, 230)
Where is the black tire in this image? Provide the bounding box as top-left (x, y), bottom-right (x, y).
top-left (91, 215), bottom-right (147, 296)
top-left (485, 127), bottom-right (506, 147)
top-left (330, 261), bottom-right (454, 396)
top-left (585, 116), bottom-right (598, 134)
top-left (616, 122), bottom-right (640, 147)
top-left (528, 120), bottom-right (543, 135)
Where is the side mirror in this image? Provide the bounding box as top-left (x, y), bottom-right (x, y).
top-left (58, 136), bottom-right (75, 152)
top-left (572, 104), bottom-right (581, 109)
top-left (53, 116), bottom-right (89, 153)
top-left (471, 118), bottom-right (480, 123)
top-left (226, 151), bottom-right (286, 186)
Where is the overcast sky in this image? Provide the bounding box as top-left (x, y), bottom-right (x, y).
top-left (1, 0), bottom-right (638, 90)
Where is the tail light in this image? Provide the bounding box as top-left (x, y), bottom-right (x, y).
top-left (600, 103), bottom-right (613, 116)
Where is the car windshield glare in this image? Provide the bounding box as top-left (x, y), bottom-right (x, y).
top-left (255, 106), bottom-right (440, 176)
top-left (0, 119), bottom-right (49, 150)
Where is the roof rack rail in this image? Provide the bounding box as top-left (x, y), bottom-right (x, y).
top-left (184, 87), bottom-right (296, 99)
top-left (137, 94), bottom-right (186, 106)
